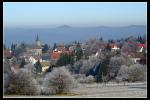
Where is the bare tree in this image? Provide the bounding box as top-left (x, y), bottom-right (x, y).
top-left (128, 64), bottom-right (146, 82)
top-left (5, 69), bottom-right (40, 95)
top-left (116, 65), bottom-right (129, 85)
top-left (109, 56), bottom-right (134, 80)
top-left (44, 67), bottom-right (75, 94)
top-left (109, 56), bottom-right (127, 79)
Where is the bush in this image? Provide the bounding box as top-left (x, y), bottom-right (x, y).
top-left (128, 64), bottom-right (146, 82)
top-left (76, 75), bottom-right (95, 83)
top-left (109, 56), bottom-right (133, 79)
top-left (5, 69), bottom-right (40, 95)
top-left (4, 73), bottom-right (11, 94)
top-left (44, 67), bottom-right (75, 94)
top-left (116, 64), bottom-right (146, 82)
top-left (116, 65), bottom-right (129, 81)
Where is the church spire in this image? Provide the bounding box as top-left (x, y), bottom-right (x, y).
top-left (36, 34), bottom-right (39, 41)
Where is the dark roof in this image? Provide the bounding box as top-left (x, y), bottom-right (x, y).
top-left (42, 55), bottom-right (50, 60)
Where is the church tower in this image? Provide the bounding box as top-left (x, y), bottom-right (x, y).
top-left (34, 34), bottom-right (42, 56)
top-left (35, 34), bottom-right (41, 47)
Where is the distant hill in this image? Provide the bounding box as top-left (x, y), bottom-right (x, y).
top-left (4, 25), bottom-right (146, 47)
top-left (58, 25), bottom-right (72, 28)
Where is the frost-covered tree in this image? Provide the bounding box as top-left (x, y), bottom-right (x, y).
top-left (109, 56), bottom-right (126, 79)
top-left (128, 64), bottom-right (146, 82)
top-left (4, 58), bottom-right (13, 75)
top-left (109, 56), bottom-right (133, 79)
top-left (44, 67), bottom-right (75, 94)
top-left (80, 60), bottom-right (91, 74)
top-left (11, 56), bottom-right (18, 66)
top-left (121, 41), bottom-right (138, 55)
top-left (117, 65), bottom-right (129, 81)
top-left (5, 69), bottom-right (40, 95)
top-left (116, 65), bottom-right (129, 85)
top-left (76, 75), bottom-right (95, 83)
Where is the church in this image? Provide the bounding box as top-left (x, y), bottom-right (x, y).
top-left (26, 34), bottom-right (42, 56)
top-left (34, 34), bottom-right (42, 56)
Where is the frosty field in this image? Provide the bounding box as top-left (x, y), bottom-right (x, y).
top-left (4, 82), bottom-right (147, 98)
top-left (70, 82), bottom-right (147, 98)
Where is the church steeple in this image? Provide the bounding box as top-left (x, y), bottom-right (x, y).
top-left (35, 34), bottom-right (41, 47)
top-left (36, 34), bottom-right (39, 41)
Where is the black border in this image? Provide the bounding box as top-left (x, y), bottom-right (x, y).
top-left (2, 1), bottom-right (149, 99)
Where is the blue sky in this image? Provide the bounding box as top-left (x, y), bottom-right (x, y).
top-left (3, 2), bottom-right (147, 28)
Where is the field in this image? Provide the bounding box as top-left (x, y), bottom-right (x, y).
top-left (70, 82), bottom-right (147, 98)
top-left (4, 82), bottom-right (147, 98)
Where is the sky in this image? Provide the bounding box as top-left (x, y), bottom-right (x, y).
top-left (3, 2), bottom-right (147, 28)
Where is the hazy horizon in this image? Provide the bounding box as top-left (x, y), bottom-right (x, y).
top-left (4, 24), bottom-right (147, 29)
top-left (4, 2), bottom-right (147, 27)
top-left (4, 25), bottom-right (146, 48)
top-left (3, 2), bottom-right (147, 47)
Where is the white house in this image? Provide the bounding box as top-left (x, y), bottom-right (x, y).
top-left (41, 62), bottom-right (50, 72)
top-left (111, 45), bottom-right (120, 51)
top-left (29, 56), bottom-right (38, 65)
top-left (131, 58), bottom-right (141, 64)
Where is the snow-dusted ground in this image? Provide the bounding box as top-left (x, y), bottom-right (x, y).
top-left (4, 82), bottom-right (147, 98)
top-left (70, 82), bottom-right (147, 98)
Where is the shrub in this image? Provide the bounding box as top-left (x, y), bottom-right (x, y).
top-left (5, 69), bottom-right (40, 95)
top-left (109, 56), bottom-right (126, 79)
top-left (128, 64), bottom-right (146, 82)
top-left (109, 56), bottom-right (133, 79)
top-left (44, 67), bottom-right (75, 94)
top-left (76, 75), bottom-right (95, 83)
top-left (117, 65), bottom-right (129, 81)
top-left (116, 64), bottom-right (146, 82)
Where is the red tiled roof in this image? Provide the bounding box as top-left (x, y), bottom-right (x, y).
top-left (110, 44), bottom-right (118, 48)
top-left (51, 50), bottom-right (73, 60)
top-left (51, 52), bottom-right (61, 60)
top-left (4, 50), bottom-right (11, 57)
top-left (137, 44), bottom-right (145, 47)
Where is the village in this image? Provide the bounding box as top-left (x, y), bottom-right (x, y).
top-left (4, 34), bottom-right (146, 74)
top-left (4, 32), bottom-right (147, 98)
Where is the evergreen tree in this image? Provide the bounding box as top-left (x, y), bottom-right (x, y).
top-left (56, 53), bottom-right (68, 66)
top-left (42, 44), bottom-right (49, 53)
top-left (34, 60), bottom-right (42, 74)
top-left (20, 58), bottom-right (26, 68)
top-left (96, 57), bottom-right (110, 82)
top-left (20, 42), bottom-right (26, 52)
top-left (75, 43), bottom-right (83, 61)
top-left (70, 53), bottom-right (74, 65)
top-left (53, 43), bottom-right (57, 50)
top-left (99, 37), bottom-right (103, 41)
top-left (56, 53), bottom-right (74, 66)
top-left (11, 43), bottom-right (17, 56)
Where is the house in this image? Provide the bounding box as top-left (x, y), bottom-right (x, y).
top-left (57, 44), bottom-right (66, 52)
top-left (110, 44), bottom-right (120, 51)
top-left (40, 54), bottom-right (50, 62)
top-left (131, 58), bottom-right (141, 64)
top-left (128, 53), bottom-right (146, 64)
top-left (29, 56), bottom-right (40, 64)
top-left (51, 51), bottom-right (62, 60)
top-left (137, 43), bottom-right (146, 52)
top-left (4, 48), bottom-right (12, 59)
top-left (41, 62), bottom-right (50, 72)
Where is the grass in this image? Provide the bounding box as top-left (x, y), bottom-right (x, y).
top-left (55, 93), bottom-right (80, 96)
